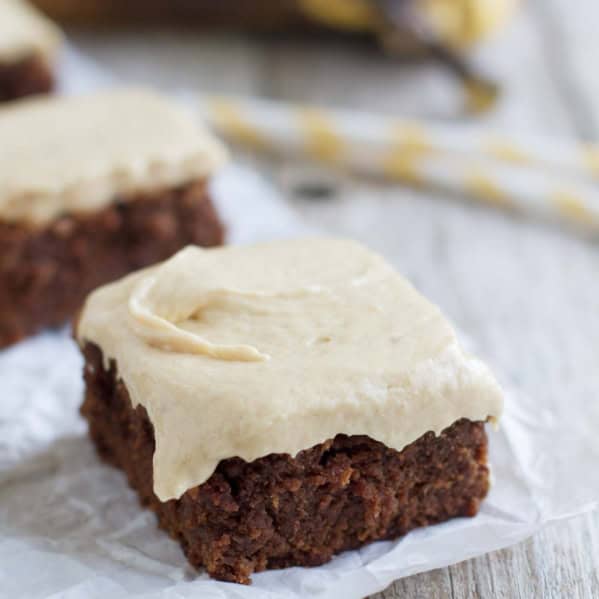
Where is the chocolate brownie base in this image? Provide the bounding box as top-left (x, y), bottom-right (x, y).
top-left (0, 54), bottom-right (54, 102)
top-left (80, 342), bottom-right (491, 584)
top-left (0, 182), bottom-right (223, 348)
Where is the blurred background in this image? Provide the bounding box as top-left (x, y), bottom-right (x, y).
top-left (12, 1), bottom-right (599, 596)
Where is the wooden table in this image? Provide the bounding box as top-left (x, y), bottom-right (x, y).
top-left (70, 1), bottom-right (599, 595)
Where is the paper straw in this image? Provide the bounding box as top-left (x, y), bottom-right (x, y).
top-left (187, 94), bottom-right (599, 234)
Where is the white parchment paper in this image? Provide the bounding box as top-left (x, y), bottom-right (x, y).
top-left (0, 47), bottom-right (597, 599)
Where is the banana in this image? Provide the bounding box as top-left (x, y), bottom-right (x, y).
top-left (298, 0), bottom-right (519, 47)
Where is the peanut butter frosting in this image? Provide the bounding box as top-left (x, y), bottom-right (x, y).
top-left (0, 0), bottom-right (62, 63)
top-left (77, 239), bottom-right (504, 502)
top-left (0, 88), bottom-right (227, 224)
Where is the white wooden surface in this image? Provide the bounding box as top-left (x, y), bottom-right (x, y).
top-left (68, 0), bottom-right (599, 595)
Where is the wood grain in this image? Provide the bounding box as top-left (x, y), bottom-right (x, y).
top-left (68, 0), bottom-right (599, 594)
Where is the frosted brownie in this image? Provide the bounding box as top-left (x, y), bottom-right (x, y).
top-left (77, 239), bottom-right (504, 584)
top-left (0, 0), bottom-right (62, 102)
top-left (0, 89), bottom-right (226, 347)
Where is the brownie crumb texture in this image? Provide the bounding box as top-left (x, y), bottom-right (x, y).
top-left (0, 182), bottom-right (224, 347)
top-left (0, 54), bottom-right (54, 102)
top-left (81, 342), bottom-right (490, 584)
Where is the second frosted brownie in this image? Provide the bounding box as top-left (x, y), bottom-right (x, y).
top-left (0, 88), bottom-right (227, 347)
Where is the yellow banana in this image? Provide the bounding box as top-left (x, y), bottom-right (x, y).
top-left (298, 0), bottom-right (519, 47)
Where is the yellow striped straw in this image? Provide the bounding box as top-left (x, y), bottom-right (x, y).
top-left (186, 93), bottom-right (599, 235)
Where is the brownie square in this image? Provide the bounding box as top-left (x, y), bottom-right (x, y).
top-left (0, 89), bottom-right (227, 347)
top-left (76, 239), bottom-right (503, 584)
